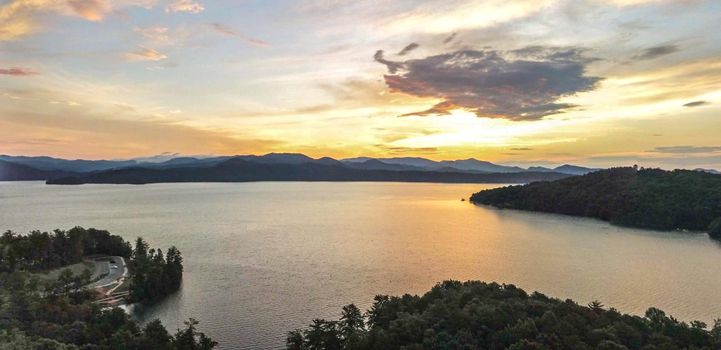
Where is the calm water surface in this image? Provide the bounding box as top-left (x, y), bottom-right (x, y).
top-left (2, 181), bottom-right (721, 349)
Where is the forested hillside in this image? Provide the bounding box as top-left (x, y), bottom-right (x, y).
top-left (288, 280), bottom-right (721, 349)
top-left (0, 227), bottom-right (131, 272)
top-left (470, 167), bottom-right (721, 238)
top-left (0, 227), bottom-right (215, 349)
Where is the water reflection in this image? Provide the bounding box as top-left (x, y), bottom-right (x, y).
top-left (1, 181), bottom-right (720, 349)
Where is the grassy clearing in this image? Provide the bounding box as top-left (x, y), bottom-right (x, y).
top-left (33, 261), bottom-right (95, 282)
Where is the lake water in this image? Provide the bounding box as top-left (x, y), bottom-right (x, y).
top-left (2, 181), bottom-right (721, 349)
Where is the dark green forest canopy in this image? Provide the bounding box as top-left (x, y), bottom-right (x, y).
top-left (0, 227), bottom-right (183, 304)
top-left (0, 272), bottom-right (216, 349)
top-left (0, 227), bottom-right (131, 272)
top-left (469, 167), bottom-right (721, 238)
top-left (288, 280), bottom-right (721, 350)
top-left (0, 228), bottom-right (214, 349)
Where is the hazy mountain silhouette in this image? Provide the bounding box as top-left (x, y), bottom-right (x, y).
top-left (0, 153), bottom-right (599, 184)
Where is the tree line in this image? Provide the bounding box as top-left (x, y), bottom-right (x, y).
top-left (128, 237), bottom-right (184, 303)
top-left (288, 280), bottom-right (721, 349)
top-left (0, 227), bottom-right (131, 272)
top-left (0, 227), bottom-right (216, 349)
top-left (0, 227), bottom-right (184, 304)
top-left (0, 271), bottom-right (216, 349)
top-left (470, 167), bottom-right (721, 239)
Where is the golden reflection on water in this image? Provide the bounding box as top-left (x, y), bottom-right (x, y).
top-left (2, 181), bottom-right (721, 349)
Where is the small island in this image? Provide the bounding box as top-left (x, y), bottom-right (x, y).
top-left (0, 227), bottom-right (216, 349)
top-left (470, 167), bottom-right (721, 239)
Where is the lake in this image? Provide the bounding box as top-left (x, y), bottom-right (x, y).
top-left (2, 181), bottom-right (721, 349)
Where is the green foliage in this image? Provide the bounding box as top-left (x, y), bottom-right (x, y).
top-left (289, 280), bottom-right (721, 349)
top-left (0, 234), bottom-right (215, 350)
top-left (172, 318), bottom-right (218, 350)
top-left (0, 227), bottom-right (132, 272)
top-left (128, 238), bottom-right (184, 303)
top-left (709, 217), bottom-right (721, 239)
top-left (470, 168), bottom-right (721, 237)
top-left (0, 227), bottom-right (184, 305)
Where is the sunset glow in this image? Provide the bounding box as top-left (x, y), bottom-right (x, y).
top-left (1, 0), bottom-right (720, 169)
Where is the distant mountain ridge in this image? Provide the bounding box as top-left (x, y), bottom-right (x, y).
top-left (0, 155), bottom-right (138, 172)
top-left (340, 156), bottom-right (598, 175)
top-left (1, 153), bottom-right (600, 175)
top-left (0, 160), bottom-right (76, 181)
top-left (0, 153), bottom-right (600, 184)
top-left (46, 158), bottom-right (572, 185)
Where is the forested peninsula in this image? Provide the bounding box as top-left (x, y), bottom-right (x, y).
top-left (470, 167), bottom-right (721, 239)
top-left (0, 227), bottom-right (216, 349)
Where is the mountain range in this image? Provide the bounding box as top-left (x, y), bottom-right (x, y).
top-left (0, 153), bottom-right (601, 184)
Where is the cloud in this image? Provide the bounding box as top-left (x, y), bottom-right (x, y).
top-left (604, 0), bottom-right (664, 6)
top-left (375, 46), bottom-right (601, 121)
top-left (383, 0), bottom-right (553, 35)
top-left (373, 50), bottom-right (403, 74)
top-left (651, 146), bottom-right (721, 154)
top-left (126, 48), bottom-right (167, 61)
top-left (397, 43), bottom-right (419, 56)
top-left (443, 32), bottom-right (457, 44)
top-left (683, 100), bottom-right (710, 108)
top-left (615, 57), bottom-right (721, 105)
top-left (588, 154), bottom-right (721, 170)
top-left (0, 108), bottom-right (282, 159)
top-left (0, 67), bottom-right (38, 76)
top-left (166, 0), bottom-right (204, 13)
top-left (0, 0), bottom-right (150, 40)
top-left (375, 145), bottom-right (439, 155)
top-left (133, 26), bottom-right (169, 43)
top-left (67, 0), bottom-right (109, 21)
top-left (634, 44), bottom-right (680, 60)
top-left (0, 84), bottom-right (283, 158)
top-left (210, 23), bottom-right (268, 47)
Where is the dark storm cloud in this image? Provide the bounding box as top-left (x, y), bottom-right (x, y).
top-left (683, 100), bottom-right (710, 108)
top-left (651, 146), bottom-right (721, 154)
top-left (374, 46), bottom-right (602, 120)
top-left (634, 44), bottom-right (679, 60)
top-left (397, 43), bottom-right (419, 56)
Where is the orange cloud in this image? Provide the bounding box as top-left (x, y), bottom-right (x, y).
top-left (67, 0), bottom-right (109, 21)
top-left (0, 67), bottom-right (39, 76)
top-left (0, 0), bottom-right (113, 41)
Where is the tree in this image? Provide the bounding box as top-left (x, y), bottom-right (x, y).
top-left (173, 318), bottom-right (218, 350)
top-left (303, 319), bottom-right (341, 350)
top-left (340, 304), bottom-right (364, 338)
top-left (588, 300), bottom-right (604, 312)
top-left (134, 237), bottom-right (149, 261)
top-left (141, 320), bottom-right (172, 349)
top-left (286, 330), bottom-right (305, 350)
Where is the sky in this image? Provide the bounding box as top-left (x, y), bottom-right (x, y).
top-left (1, 0), bottom-right (720, 169)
